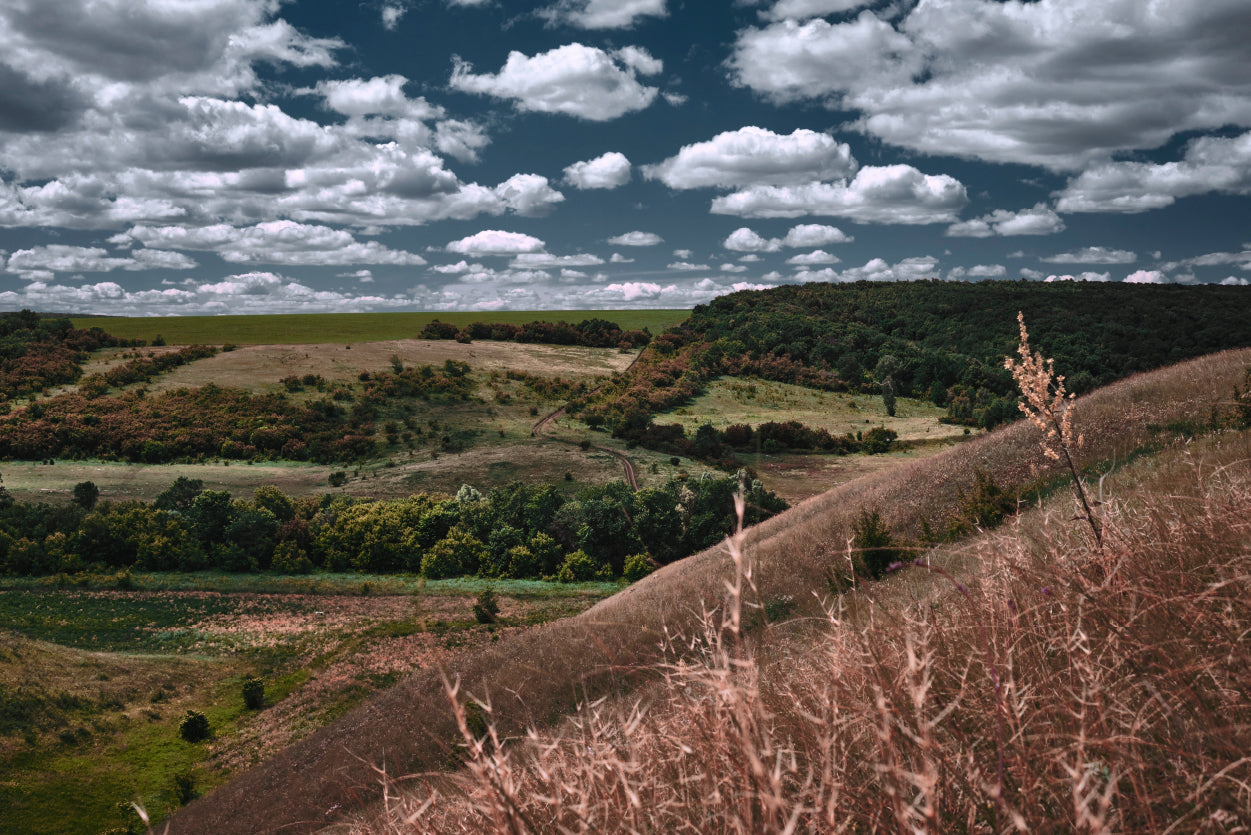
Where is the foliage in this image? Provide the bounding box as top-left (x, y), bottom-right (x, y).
top-left (852, 509), bottom-right (902, 580)
top-left (473, 588), bottom-right (500, 624)
top-left (178, 710), bottom-right (211, 742)
top-left (622, 553), bottom-right (655, 583)
top-left (72, 481), bottom-right (99, 510)
top-left (242, 676), bottom-right (265, 710)
top-left (0, 311), bottom-right (139, 403)
top-left (421, 317), bottom-right (650, 349)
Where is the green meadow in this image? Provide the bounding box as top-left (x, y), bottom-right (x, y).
top-left (72, 310), bottom-right (690, 345)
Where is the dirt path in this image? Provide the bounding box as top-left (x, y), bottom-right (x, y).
top-left (530, 349), bottom-right (646, 490)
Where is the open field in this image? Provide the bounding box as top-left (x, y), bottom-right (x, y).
top-left (0, 574), bottom-right (616, 834)
top-left (71, 311), bottom-right (690, 346)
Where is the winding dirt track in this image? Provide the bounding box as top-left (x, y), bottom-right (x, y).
top-left (530, 350), bottom-right (645, 490)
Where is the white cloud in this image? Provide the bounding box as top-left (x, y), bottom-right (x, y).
top-left (783, 223), bottom-right (852, 247)
top-left (430, 260), bottom-right (482, 274)
top-left (450, 43), bottom-right (661, 121)
top-left (730, 1), bottom-right (1251, 171)
top-left (645, 126), bottom-right (856, 189)
top-left (541, 0), bottom-right (667, 30)
top-left (947, 264), bottom-right (1006, 279)
top-left (381, 4), bottom-right (406, 29)
top-left (947, 204), bottom-right (1065, 237)
top-left (315, 75), bottom-right (438, 120)
top-left (712, 165), bottom-right (967, 224)
top-left (738, 254), bottom-right (762, 263)
top-left (446, 230), bottom-right (546, 256)
top-left (720, 263), bottom-right (748, 273)
top-left (1042, 247), bottom-right (1136, 265)
top-left (786, 249), bottom-right (840, 265)
top-left (492, 174), bottom-right (565, 216)
top-left (609, 253), bottom-right (635, 263)
top-left (672, 249), bottom-right (692, 259)
top-left (1123, 270), bottom-right (1168, 284)
top-left (121, 221), bottom-right (427, 266)
top-left (607, 231), bottom-right (662, 246)
top-left (1221, 276), bottom-right (1249, 286)
top-left (668, 261), bottom-right (711, 271)
top-left (723, 227), bottom-right (781, 252)
top-left (6, 244), bottom-right (197, 277)
top-left (762, 0), bottom-right (872, 21)
top-left (340, 269), bottom-right (374, 282)
top-left (1057, 131), bottom-right (1251, 213)
top-left (510, 252), bottom-right (605, 269)
top-left (564, 152), bottom-right (632, 189)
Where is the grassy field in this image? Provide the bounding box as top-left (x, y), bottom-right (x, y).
top-left (71, 311), bottom-right (690, 346)
top-left (0, 573), bottom-right (616, 834)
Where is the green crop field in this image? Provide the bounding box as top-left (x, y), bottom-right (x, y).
top-left (72, 310), bottom-right (690, 345)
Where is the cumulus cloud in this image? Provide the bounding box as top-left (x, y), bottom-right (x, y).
top-left (712, 165), bottom-right (967, 224)
top-left (609, 253), bottom-right (634, 263)
top-left (1044, 272), bottom-right (1114, 283)
top-left (723, 227), bottom-right (781, 253)
top-left (607, 231), bottom-right (662, 246)
top-left (946, 204), bottom-right (1065, 237)
top-left (564, 152), bottom-right (632, 189)
top-left (1221, 276), bottom-right (1249, 286)
top-left (119, 221), bottom-right (427, 266)
top-left (668, 261), bottom-right (711, 271)
top-left (541, 0), bottom-right (667, 30)
top-left (380, 4), bottom-right (406, 29)
top-left (786, 249), bottom-right (840, 265)
top-left (646, 126), bottom-right (856, 189)
top-left (6, 244), bottom-right (197, 278)
top-left (450, 43), bottom-right (661, 121)
top-left (1057, 131), bottom-right (1251, 213)
top-left (947, 264), bottom-right (1006, 279)
top-left (1042, 247), bottom-right (1136, 265)
top-left (784, 223), bottom-right (852, 247)
top-left (720, 263), bottom-right (748, 273)
top-left (446, 230), bottom-right (546, 256)
top-left (730, 1), bottom-right (1251, 171)
top-left (493, 174), bottom-right (565, 215)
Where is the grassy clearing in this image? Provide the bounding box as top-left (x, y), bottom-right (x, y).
top-left (71, 311), bottom-right (689, 346)
top-left (0, 574), bottom-right (614, 834)
top-left (649, 377), bottom-right (970, 501)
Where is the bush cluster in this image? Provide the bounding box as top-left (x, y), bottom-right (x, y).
top-left (420, 317), bottom-right (650, 350)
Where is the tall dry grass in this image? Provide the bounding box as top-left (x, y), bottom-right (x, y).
top-left (354, 428), bottom-right (1251, 833)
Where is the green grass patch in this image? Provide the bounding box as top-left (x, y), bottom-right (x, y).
top-left (72, 310), bottom-right (689, 346)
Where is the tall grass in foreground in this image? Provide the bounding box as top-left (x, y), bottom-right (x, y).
top-left (345, 427), bottom-right (1251, 833)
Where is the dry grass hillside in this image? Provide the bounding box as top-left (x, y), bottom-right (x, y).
top-left (167, 348), bottom-right (1251, 834)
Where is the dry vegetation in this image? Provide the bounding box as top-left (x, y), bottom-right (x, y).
top-left (165, 347), bottom-right (1251, 834)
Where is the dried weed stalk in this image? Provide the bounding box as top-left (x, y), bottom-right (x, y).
top-left (1005, 312), bottom-right (1103, 548)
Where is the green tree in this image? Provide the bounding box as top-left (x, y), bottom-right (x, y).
top-left (72, 481), bottom-right (100, 510)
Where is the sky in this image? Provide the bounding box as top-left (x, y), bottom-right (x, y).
top-left (1, 0), bottom-right (1249, 317)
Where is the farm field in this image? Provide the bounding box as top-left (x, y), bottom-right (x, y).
top-left (71, 310), bottom-right (689, 346)
top-left (0, 573), bottom-right (616, 835)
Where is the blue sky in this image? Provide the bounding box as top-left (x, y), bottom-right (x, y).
top-left (1, 0), bottom-right (1249, 316)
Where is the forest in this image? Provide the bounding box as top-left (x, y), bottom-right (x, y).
top-left (573, 280), bottom-right (1251, 445)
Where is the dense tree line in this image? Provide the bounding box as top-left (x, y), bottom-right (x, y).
top-left (420, 317), bottom-right (651, 349)
top-left (574, 280), bottom-right (1251, 436)
top-left (0, 311), bottom-right (140, 404)
top-left (0, 473), bottom-right (786, 581)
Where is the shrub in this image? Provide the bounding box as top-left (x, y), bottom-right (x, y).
top-left (622, 552), bottom-right (655, 583)
top-left (328, 471), bottom-right (348, 487)
top-left (242, 676), bottom-right (264, 710)
top-left (178, 710), bottom-right (211, 742)
top-left (556, 549), bottom-right (599, 583)
top-left (173, 771), bottom-right (198, 805)
top-left (473, 588), bottom-right (500, 624)
top-left (852, 509), bottom-right (902, 579)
